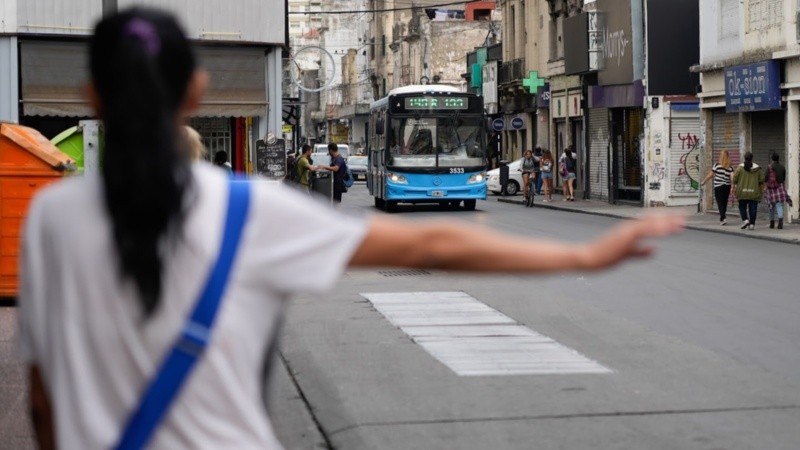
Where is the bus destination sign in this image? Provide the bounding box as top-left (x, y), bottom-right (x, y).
top-left (404, 96), bottom-right (469, 110)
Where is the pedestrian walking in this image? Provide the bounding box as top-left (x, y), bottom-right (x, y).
top-left (540, 149), bottom-right (555, 202)
top-left (732, 152), bottom-right (765, 230)
top-left (700, 149), bottom-right (733, 225)
top-left (17, 8), bottom-right (685, 450)
top-left (764, 153), bottom-right (792, 229)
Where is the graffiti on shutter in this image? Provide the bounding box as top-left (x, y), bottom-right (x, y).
top-left (668, 116), bottom-right (701, 197)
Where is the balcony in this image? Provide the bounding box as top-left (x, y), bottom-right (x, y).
top-left (499, 58), bottom-right (525, 85)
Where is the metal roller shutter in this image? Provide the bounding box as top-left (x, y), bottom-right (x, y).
top-left (588, 108), bottom-right (609, 200)
top-left (751, 109), bottom-right (785, 217)
top-left (711, 110), bottom-right (739, 211)
top-left (668, 115), bottom-right (701, 197)
top-left (751, 110), bottom-right (784, 167)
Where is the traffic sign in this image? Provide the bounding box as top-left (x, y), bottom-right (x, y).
top-left (511, 117), bottom-right (524, 130)
top-left (491, 118), bottom-right (505, 131)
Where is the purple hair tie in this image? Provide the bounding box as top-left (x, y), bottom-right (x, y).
top-left (124, 18), bottom-right (161, 56)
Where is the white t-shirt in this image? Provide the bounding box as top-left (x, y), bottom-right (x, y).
top-left (16, 163), bottom-right (368, 449)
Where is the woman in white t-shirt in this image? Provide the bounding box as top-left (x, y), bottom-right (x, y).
top-left (700, 149), bottom-right (733, 225)
top-left (17, 8), bottom-right (685, 450)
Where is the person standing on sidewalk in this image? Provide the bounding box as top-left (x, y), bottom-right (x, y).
top-left (533, 146), bottom-right (544, 195)
top-left (764, 153), bottom-right (792, 229)
top-left (732, 152), bottom-right (765, 230)
top-left (319, 143), bottom-right (347, 203)
top-left (296, 144), bottom-right (318, 192)
top-left (540, 149), bottom-right (555, 202)
top-left (17, 8), bottom-right (685, 450)
top-left (520, 149), bottom-right (535, 201)
top-left (701, 149), bottom-right (733, 225)
top-left (560, 146), bottom-right (577, 201)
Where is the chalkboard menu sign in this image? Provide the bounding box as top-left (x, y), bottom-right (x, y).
top-left (255, 138), bottom-right (286, 178)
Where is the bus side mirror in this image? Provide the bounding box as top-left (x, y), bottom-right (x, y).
top-left (375, 117), bottom-right (385, 135)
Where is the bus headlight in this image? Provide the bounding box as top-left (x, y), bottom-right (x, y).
top-left (388, 172), bottom-right (408, 184)
top-left (467, 172), bottom-right (485, 184)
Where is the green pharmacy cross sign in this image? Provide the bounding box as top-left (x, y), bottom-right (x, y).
top-left (522, 71), bottom-right (545, 94)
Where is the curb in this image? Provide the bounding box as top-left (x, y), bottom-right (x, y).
top-left (496, 197), bottom-right (800, 246)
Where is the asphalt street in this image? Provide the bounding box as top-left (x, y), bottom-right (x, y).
top-left (2, 183), bottom-right (799, 450)
top-left (279, 184), bottom-right (800, 449)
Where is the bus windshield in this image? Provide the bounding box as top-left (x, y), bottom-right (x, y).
top-left (388, 117), bottom-right (485, 168)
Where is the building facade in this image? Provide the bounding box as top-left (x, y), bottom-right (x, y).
top-left (695, 0), bottom-right (798, 221)
top-left (0, 0), bottom-right (285, 174)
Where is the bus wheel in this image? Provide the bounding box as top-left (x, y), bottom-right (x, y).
top-left (374, 197), bottom-right (385, 209)
top-left (463, 199), bottom-right (476, 211)
top-left (385, 201), bottom-right (398, 212)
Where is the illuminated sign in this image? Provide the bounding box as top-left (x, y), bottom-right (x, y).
top-left (404, 97), bottom-right (469, 110)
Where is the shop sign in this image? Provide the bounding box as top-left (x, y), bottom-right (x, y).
top-left (724, 60), bottom-right (781, 113)
top-left (538, 83), bottom-right (550, 109)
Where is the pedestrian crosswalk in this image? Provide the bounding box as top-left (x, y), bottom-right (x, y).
top-left (361, 291), bottom-right (612, 376)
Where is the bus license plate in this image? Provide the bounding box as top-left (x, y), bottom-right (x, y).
top-left (431, 190), bottom-right (445, 197)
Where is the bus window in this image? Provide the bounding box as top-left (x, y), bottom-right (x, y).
top-left (388, 117), bottom-right (484, 169)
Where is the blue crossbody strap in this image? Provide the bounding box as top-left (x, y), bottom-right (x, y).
top-left (115, 179), bottom-right (251, 450)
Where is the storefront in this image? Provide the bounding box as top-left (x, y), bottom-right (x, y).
top-left (550, 76), bottom-right (584, 197)
top-left (588, 81), bottom-right (645, 204)
top-left (15, 39), bottom-right (275, 173)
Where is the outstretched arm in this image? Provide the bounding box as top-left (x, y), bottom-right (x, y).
top-left (701, 170), bottom-right (713, 186)
top-left (349, 214), bottom-right (685, 272)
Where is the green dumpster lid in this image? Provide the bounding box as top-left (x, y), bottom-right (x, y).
top-left (51, 126), bottom-right (84, 170)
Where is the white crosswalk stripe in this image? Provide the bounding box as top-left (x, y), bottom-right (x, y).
top-left (362, 291), bottom-right (612, 376)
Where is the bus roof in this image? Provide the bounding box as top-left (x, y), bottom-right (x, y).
top-left (371, 84), bottom-right (464, 110)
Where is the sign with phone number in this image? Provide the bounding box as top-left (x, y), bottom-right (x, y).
top-left (724, 60), bottom-right (781, 113)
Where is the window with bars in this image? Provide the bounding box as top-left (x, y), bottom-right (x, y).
top-left (747, 0), bottom-right (783, 31)
top-left (719, 0), bottom-right (739, 39)
top-left (190, 118), bottom-right (231, 163)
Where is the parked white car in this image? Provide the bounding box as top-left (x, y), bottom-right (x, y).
top-left (312, 144), bottom-right (350, 165)
top-left (486, 158), bottom-right (524, 196)
top-left (347, 155), bottom-right (368, 181)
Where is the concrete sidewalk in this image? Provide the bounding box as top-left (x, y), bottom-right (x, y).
top-left (497, 195), bottom-right (800, 245)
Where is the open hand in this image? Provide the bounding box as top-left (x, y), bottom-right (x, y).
top-left (582, 214), bottom-right (686, 270)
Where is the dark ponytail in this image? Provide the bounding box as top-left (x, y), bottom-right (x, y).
top-left (744, 151), bottom-right (753, 172)
top-left (90, 9), bottom-right (196, 316)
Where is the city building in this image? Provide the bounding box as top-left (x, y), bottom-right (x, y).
top-left (498, 0), bottom-right (700, 205)
top-left (366, 1), bottom-right (497, 97)
top-left (695, 0), bottom-right (798, 222)
top-left (0, 0), bottom-right (284, 173)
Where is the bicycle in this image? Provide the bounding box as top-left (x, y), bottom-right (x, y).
top-left (525, 175), bottom-right (535, 207)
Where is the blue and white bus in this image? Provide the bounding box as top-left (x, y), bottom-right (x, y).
top-left (367, 85), bottom-right (487, 211)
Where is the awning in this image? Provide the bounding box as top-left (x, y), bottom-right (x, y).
top-left (20, 40), bottom-right (269, 118)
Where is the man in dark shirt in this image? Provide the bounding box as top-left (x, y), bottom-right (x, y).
top-left (320, 143), bottom-right (347, 203)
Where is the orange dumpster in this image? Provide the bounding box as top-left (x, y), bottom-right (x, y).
top-left (0, 123), bottom-right (75, 298)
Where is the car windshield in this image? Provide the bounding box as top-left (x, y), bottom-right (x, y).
top-left (348, 156), bottom-right (367, 165)
top-left (388, 117), bottom-right (485, 168)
